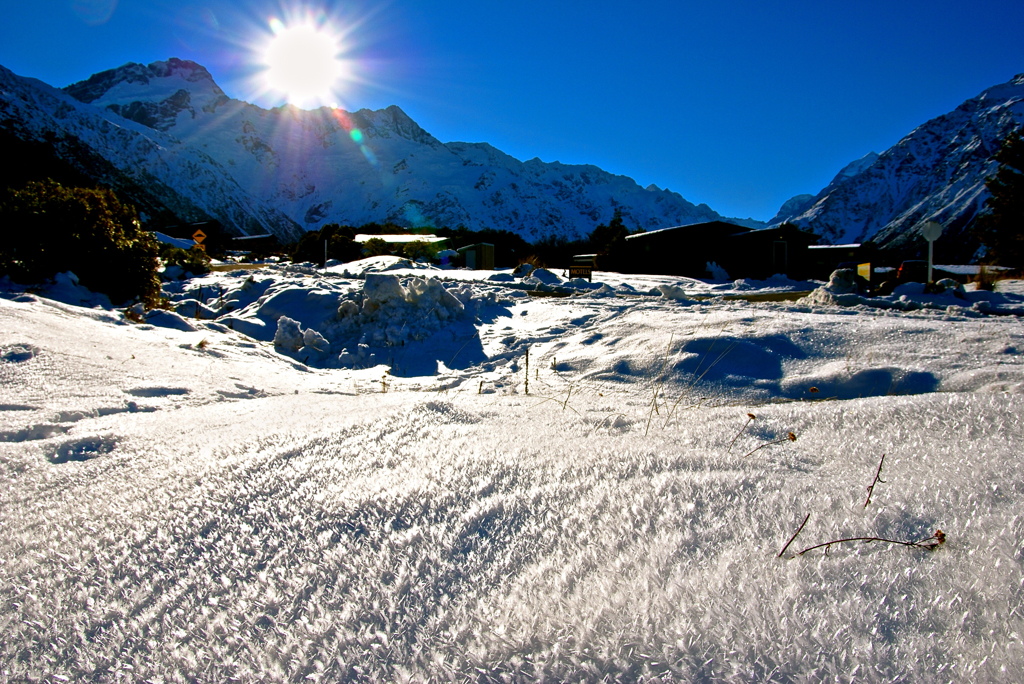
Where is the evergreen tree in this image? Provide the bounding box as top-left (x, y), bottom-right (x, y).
top-left (589, 208), bottom-right (629, 254)
top-left (975, 131), bottom-right (1024, 265)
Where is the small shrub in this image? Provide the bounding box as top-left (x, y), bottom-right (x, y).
top-left (160, 243), bottom-right (211, 275)
top-left (362, 237), bottom-right (391, 257)
top-left (403, 240), bottom-right (438, 261)
top-left (0, 180), bottom-right (160, 306)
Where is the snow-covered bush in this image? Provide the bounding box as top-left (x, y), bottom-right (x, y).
top-left (658, 283), bottom-right (692, 301)
top-left (273, 316), bottom-right (304, 351)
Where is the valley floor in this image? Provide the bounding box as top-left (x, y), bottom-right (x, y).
top-left (2, 263), bottom-right (1024, 682)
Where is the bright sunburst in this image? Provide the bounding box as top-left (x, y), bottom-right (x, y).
top-left (260, 17), bottom-right (349, 108)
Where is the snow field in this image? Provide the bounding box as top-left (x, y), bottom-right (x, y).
top-left (2, 268), bottom-right (1024, 681)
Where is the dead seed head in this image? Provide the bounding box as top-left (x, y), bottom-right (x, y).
top-left (935, 530), bottom-right (946, 544)
top-left (747, 413), bottom-right (756, 420)
top-left (787, 432), bottom-right (797, 442)
top-left (809, 386), bottom-right (819, 393)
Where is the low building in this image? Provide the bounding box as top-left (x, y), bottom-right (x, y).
top-left (622, 221), bottom-right (819, 279)
top-left (806, 243), bottom-right (877, 280)
top-left (726, 224), bottom-right (821, 280)
top-left (353, 234), bottom-right (448, 247)
top-left (458, 243), bottom-right (495, 270)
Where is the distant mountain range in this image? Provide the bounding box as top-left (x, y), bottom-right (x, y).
top-left (770, 74), bottom-right (1024, 261)
top-left (2, 58), bottom-right (1021, 258)
top-left (0, 58), bottom-right (762, 244)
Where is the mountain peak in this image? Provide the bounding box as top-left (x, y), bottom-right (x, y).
top-left (63, 58), bottom-right (229, 132)
top-left (64, 58), bottom-right (223, 105)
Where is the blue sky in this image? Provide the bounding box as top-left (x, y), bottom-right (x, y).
top-left (1, 0), bottom-right (1022, 222)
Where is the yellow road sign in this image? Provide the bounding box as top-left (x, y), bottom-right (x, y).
top-left (192, 229), bottom-right (207, 244)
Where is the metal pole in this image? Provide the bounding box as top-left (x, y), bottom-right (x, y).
top-left (928, 239), bottom-right (934, 284)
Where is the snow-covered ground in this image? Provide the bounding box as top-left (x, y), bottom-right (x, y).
top-left (2, 260), bottom-right (1024, 682)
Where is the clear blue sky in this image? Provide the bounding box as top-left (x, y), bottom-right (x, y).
top-left (2, 0), bottom-right (1022, 222)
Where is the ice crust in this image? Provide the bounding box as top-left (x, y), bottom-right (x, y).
top-left (2, 265), bottom-right (1024, 681)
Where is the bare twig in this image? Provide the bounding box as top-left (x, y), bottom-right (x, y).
top-left (790, 530), bottom-right (945, 558)
top-left (562, 385), bottom-right (572, 411)
top-left (727, 413), bottom-right (756, 453)
top-left (864, 453), bottom-right (886, 508)
top-left (778, 513), bottom-right (810, 558)
top-left (743, 431), bottom-right (797, 458)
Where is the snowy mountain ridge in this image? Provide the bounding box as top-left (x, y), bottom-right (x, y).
top-left (771, 74), bottom-right (1024, 259)
top-left (0, 63), bottom-right (305, 240)
top-left (56, 58), bottom-right (765, 241)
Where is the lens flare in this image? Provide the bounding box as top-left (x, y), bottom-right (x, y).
top-left (331, 108), bottom-right (378, 167)
top-left (71, 0), bottom-right (118, 26)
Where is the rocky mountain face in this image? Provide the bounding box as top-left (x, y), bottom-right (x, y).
top-left (51, 58), bottom-right (764, 242)
top-left (771, 75), bottom-right (1024, 261)
top-left (0, 62), bottom-right (305, 241)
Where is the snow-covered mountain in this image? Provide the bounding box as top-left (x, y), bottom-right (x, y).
top-left (769, 153), bottom-right (880, 226)
top-left (54, 58), bottom-right (764, 241)
top-left (771, 74), bottom-right (1024, 260)
top-left (0, 63), bottom-right (305, 241)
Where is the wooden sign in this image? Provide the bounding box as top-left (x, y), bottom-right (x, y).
top-left (569, 265), bottom-right (593, 282)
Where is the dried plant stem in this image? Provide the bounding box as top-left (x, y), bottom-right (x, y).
top-left (864, 453), bottom-right (886, 508)
top-left (562, 385), bottom-right (572, 410)
top-left (778, 513), bottom-right (810, 558)
top-left (525, 347), bottom-right (529, 395)
top-left (743, 432), bottom-right (796, 458)
top-left (791, 530), bottom-right (945, 558)
top-left (727, 413), bottom-right (756, 453)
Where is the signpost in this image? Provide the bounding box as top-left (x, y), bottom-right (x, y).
top-left (920, 221), bottom-right (943, 283)
top-left (569, 264), bottom-right (593, 282)
top-left (192, 229), bottom-right (207, 252)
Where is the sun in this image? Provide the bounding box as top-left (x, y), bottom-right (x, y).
top-left (261, 19), bottom-right (349, 108)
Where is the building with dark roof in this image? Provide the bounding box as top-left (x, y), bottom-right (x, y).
top-left (622, 221), bottom-right (819, 279)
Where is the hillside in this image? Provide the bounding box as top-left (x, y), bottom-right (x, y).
top-left (772, 74), bottom-right (1024, 261)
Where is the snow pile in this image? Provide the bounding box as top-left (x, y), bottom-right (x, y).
top-left (657, 283), bottom-right (693, 301)
top-left (801, 268), bottom-right (865, 306)
top-left (230, 274), bottom-right (475, 368)
top-left (331, 274), bottom-right (467, 357)
top-left (0, 271), bottom-right (113, 310)
top-left (801, 269), bottom-right (1024, 315)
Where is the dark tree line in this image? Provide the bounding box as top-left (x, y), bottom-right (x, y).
top-left (975, 131), bottom-right (1024, 267)
top-left (0, 179), bottom-right (161, 306)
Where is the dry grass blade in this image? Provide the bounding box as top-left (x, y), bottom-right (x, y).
top-left (743, 431), bottom-right (797, 458)
top-left (728, 413), bottom-right (756, 453)
top-left (663, 336), bottom-right (738, 429)
top-left (644, 333), bottom-right (675, 436)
